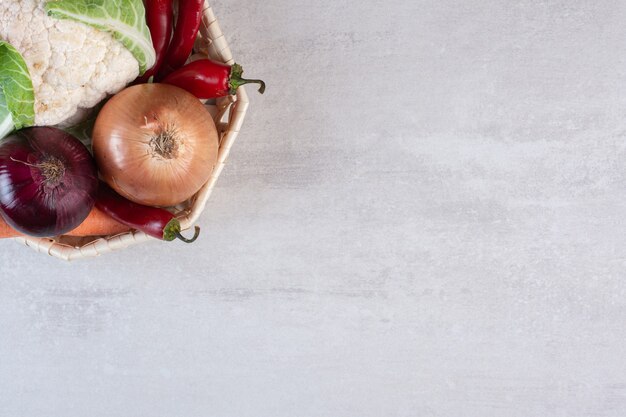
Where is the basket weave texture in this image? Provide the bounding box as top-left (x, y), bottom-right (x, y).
top-left (13, 1), bottom-right (248, 260)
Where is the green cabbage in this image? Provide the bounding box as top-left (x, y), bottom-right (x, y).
top-left (45, 0), bottom-right (156, 75)
top-left (0, 41), bottom-right (35, 139)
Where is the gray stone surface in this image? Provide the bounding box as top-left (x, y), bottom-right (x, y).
top-left (1, 0), bottom-right (626, 415)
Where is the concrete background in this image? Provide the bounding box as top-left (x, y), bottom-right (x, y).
top-left (2, 0), bottom-right (626, 415)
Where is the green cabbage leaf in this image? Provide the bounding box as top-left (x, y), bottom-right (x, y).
top-left (0, 41), bottom-right (35, 139)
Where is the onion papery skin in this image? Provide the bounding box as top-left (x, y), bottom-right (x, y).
top-left (0, 127), bottom-right (98, 237)
top-left (92, 83), bottom-right (219, 207)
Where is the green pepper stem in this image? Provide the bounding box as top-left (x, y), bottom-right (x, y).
top-left (174, 226), bottom-right (200, 243)
top-left (229, 63), bottom-right (266, 95)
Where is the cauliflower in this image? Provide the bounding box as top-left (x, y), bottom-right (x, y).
top-left (0, 0), bottom-right (140, 126)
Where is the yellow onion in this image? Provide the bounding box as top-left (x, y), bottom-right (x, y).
top-left (92, 83), bottom-right (218, 207)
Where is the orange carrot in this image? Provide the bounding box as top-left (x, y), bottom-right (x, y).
top-left (67, 206), bottom-right (131, 236)
top-left (0, 216), bottom-right (21, 238)
top-left (0, 206), bottom-right (131, 239)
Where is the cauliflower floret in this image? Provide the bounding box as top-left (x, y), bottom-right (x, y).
top-left (0, 0), bottom-right (139, 126)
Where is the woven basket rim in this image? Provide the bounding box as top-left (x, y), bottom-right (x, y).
top-left (14, 1), bottom-right (249, 260)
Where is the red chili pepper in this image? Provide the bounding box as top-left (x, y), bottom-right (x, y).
top-left (138, 0), bottom-right (173, 83)
top-left (161, 59), bottom-right (266, 99)
top-left (96, 182), bottom-right (200, 243)
top-left (157, 0), bottom-right (204, 79)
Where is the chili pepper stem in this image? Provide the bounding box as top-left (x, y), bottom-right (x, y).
top-left (175, 226), bottom-right (201, 243)
top-left (163, 219), bottom-right (200, 243)
top-left (229, 63), bottom-right (266, 95)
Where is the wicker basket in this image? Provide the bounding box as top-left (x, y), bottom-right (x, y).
top-left (13, 1), bottom-right (248, 260)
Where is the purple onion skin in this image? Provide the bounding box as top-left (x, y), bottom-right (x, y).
top-left (0, 127), bottom-right (98, 237)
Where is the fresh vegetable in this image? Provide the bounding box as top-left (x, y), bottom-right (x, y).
top-left (61, 103), bottom-right (102, 150)
top-left (137, 0), bottom-right (174, 83)
top-left (0, 206), bottom-right (130, 239)
top-left (92, 83), bottom-right (218, 207)
top-left (0, 217), bottom-right (20, 238)
top-left (45, 0), bottom-right (156, 74)
top-left (162, 59), bottom-right (266, 98)
top-left (96, 182), bottom-right (200, 242)
top-left (157, 0), bottom-right (204, 79)
top-left (0, 127), bottom-right (98, 237)
top-left (0, 41), bottom-right (35, 139)
top-left (65, 206), bottom-right (129, 236)
top-left (0, 1), bottom-right (148, 126)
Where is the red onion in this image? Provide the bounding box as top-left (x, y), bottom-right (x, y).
top-left (0, 127), bottom-right (98, 237)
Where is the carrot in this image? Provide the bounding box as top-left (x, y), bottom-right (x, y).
top-left (0, 206), bottom-right (131, 239)
top-left (0, 216), bottom-right (21, 238)
top-left (67, 206), bottom-right (131, 236)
